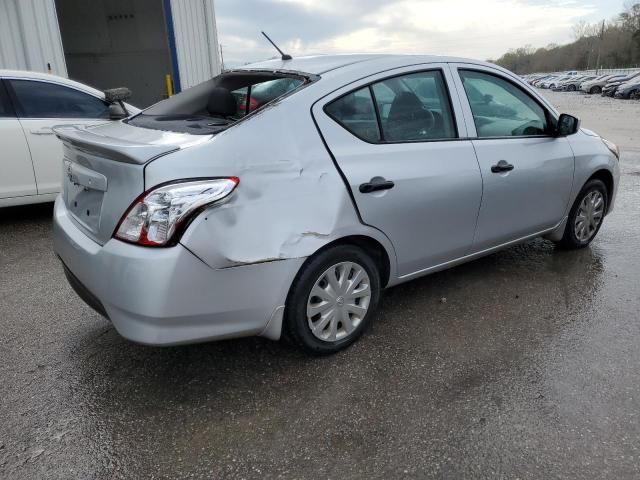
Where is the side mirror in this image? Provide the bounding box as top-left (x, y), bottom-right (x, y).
top-left (555, 113), bottom-right (580, 136)
top-left (105, 87), bottom-right (132, 120)
top-left (109, 103), bottom-right (127, 120)
top-left (104, 87), bottom-right (132, 103)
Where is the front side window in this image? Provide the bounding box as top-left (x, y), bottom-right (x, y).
top-left (9, 80), bottom-right (110, 119)
top-left (459, 70), bottom-right (549, 138)
top-left (324, 87), bottom-right (380, 142)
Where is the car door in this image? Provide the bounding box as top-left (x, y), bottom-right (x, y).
top-left (450, 64), bottom-right (574, 252)
top-left (313, 66), bottom-right (482, 278)
top-left (0, 79), bottom-right (36, 200)
top-left (6, 79), bottom-right (112, 195)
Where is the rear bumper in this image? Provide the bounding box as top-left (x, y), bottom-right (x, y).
top-left (53, 196), bottom-right (304, 345)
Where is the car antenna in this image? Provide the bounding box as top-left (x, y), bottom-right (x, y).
top-left (261, 31), bottom-right (292, 61)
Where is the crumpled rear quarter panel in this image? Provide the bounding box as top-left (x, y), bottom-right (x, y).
top-left (143, 93), bottom-right (398, 275)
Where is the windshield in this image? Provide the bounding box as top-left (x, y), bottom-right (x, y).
top-left (128, 71), bottom-right (308, 135)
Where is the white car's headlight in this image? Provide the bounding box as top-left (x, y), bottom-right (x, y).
top-left (115, 178), bottom-right (239, 247)
top-left (602, 138), bottom-right (620, 161)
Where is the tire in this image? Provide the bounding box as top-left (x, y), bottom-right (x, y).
top-left (283, 244), bottom-right (381, 355)
top-left (590, 86), bottom-right (602, 94)
top-left (555, 179), bottom-right (608, 249)
top-left (630, 90), bottom-right (640, 101)
top-left (568, 85), bottom-right (576, 92)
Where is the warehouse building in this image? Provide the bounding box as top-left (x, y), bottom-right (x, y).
top-left (0, 0), bottom-right (221, 106)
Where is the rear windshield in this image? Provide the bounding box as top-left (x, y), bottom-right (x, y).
top-left (128, 71), bottom-right (309, 135)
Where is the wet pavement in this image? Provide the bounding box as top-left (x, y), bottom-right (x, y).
top-left (1, 91), bottom-right (639, 479)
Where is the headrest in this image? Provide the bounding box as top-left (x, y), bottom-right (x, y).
top-left (207, 87), bottom-right (237, 117)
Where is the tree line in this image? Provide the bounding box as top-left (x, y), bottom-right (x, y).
top-left (492, 3), bottom-right (640, 74)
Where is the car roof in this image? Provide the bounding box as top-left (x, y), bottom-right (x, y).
top-left (0, 69), bottom-right (104, 97)
top-left (240, 54), bottom-right (498, 75)
top-left (0, 69), bottom-right (140, 112)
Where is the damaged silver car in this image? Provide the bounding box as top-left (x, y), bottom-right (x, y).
top-left (53, 55), bottom-right (620, 354)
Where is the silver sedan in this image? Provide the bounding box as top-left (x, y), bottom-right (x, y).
top-left (53, 54), bottom-right (620, 354)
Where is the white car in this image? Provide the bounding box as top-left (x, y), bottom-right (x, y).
top-left (0, 70), bottom-right (139, 207)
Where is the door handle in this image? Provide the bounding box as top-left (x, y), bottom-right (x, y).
top-left (359, 176), bottom-right (395, 194)
top-left (491, 160), bottom-right (514, 173)
top-left (30, 127), bottom-right (54, 135)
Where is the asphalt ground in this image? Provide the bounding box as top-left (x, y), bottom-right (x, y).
top-left (1, 90), bottom-right (639, 479)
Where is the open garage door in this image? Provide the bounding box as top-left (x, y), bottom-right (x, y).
top-left (55, 0), bottom-right (175, 107)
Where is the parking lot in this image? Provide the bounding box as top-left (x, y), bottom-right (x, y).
top-left (1, 90), bottom-right (639, 479)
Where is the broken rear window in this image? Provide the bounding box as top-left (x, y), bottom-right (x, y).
top-left (128, 71), bottom-right (309, 135)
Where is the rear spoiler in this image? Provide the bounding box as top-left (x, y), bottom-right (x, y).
top-left (53, 125), bottom-right (179, 165)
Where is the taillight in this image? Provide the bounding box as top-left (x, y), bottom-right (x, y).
top-left (238, 97), bottom-right (260, 113)
top-left (114, 178), bottom-right (239, 247)
top-left (248, 97), bottom-right (260, 111)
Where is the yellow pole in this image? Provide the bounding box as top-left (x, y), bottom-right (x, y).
top-left (165, 74), bottom-right (174, 97)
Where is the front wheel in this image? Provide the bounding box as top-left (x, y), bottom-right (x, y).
top-left (590, 86), bottom-right (602, 94)
top-left (555, 179), bottom-right (608, 249)
top-left (568, 85), bottom-right (577, 92)
top-left (283, 245), bottom-right (381, 355)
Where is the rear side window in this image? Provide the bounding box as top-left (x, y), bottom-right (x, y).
top-left (325, 87), bottom-right (380, 142)
top-left (0, 82), bottom-right (14, 117)
top-left (325, 70), bottom-right (456, 143)
top-left (459, 70), bottom-right (548, 138)
top-left (8, 80), bottom-right (110, 119)
top-left (371, 71), bottom-right (456, 141)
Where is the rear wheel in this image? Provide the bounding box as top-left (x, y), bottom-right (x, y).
top-left (283, 245), bottom-right (381, 355)
top-left (555, 179), bottom-right (608, 249)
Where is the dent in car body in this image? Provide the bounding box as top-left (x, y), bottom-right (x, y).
top-left (143, 88), bottom-right (399, 279)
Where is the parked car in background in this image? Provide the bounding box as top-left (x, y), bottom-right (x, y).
top-left (528, 74), bottom-right (551, 86)
top-left (580, 74), bottom-right (626, 94)
top-left (559, 75), bottom-right (597, 92)
top-left (532, 75), bottom-right (556, 87)
top-left (550, 77), bottom-right (575, 91)
top-left (52, 54), bottom-right (620, 354)
top-left (567, 75), bottom-right (597, 92)
top-left (0, 70), bottom-right (139, 208)
top-left (603, 72), bottom-right (640, 97)
top-left (538, 76), bottom-right (562, 89)
top-left (544, 75), bottom-right (574, 89)
top-left (614, 78), bottom-right (640, 99)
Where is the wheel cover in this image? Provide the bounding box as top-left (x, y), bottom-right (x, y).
top-left (574, 190), bottom-right (605, 242)
top-left (306, 261), bottom-right (371, 342)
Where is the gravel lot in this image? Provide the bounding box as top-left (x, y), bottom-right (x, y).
top-left (1, 90), bottom-right (639, 479)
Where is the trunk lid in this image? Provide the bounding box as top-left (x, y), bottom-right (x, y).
top-left (55, 123), bottom-right (210, 244)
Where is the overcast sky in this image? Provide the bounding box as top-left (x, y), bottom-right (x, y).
top-left (215, 0), bottom-right (626, 66)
